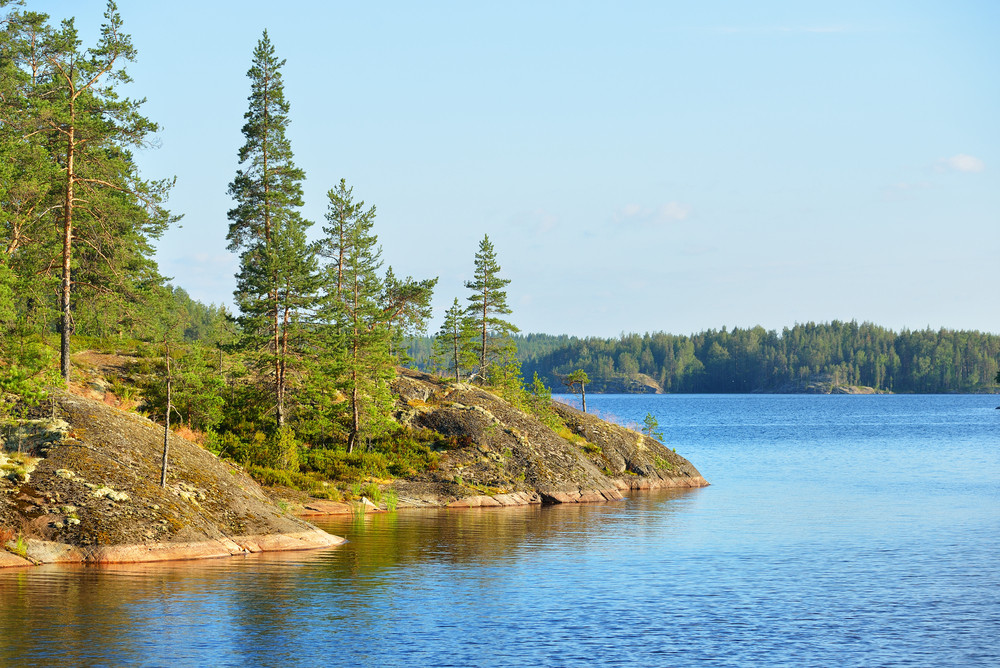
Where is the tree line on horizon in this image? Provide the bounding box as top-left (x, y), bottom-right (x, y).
top-left (408, 322), bottom-right (1000, 394)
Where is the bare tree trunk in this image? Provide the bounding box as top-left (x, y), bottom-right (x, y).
top-left (581, 382), bottom-right (587, 413)
top-left (480, 287), bottom-right (488, 379)
top-left (60, 124), bottom-right (74, 383)
top-left (274, 297), bottom-right (283, 427)
top-left (160, 340), bottom-right (171, 487)
top-left (348, 277), bottom-right (360, 453)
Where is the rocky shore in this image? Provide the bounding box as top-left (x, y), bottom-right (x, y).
top-left (3, 367), bottom-right (708, 569)
top-left (383, 369), bottom-right (706, 507)
top-left (1, 393), bottom-right (343, 569)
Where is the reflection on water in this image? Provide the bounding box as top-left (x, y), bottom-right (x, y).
top-left (2, 395), bottom-right (999, 667)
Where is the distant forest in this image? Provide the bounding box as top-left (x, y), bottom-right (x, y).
top-left (408, 322), bottom-right (1000, 394)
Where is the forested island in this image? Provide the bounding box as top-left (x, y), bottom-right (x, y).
top-left (411, 324), bottom-right (1000, 394)
top-left (1, 3), bottom-right (708, 566)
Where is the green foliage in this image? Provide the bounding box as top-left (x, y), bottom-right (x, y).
top-left (138, 341), bottom-right (226, 431)
top-left (0, 2), bottom-right (181, 382)
top-left (523, 372), bottom-right (562, 429)
top-left (298, 426), bottom-right (440, 483)
top-left (316, 179), bottom-right (402, 453)
top-left (564, 369), bottom-right (590, 390)
top-left (509, 323), bottom-right (1000, 395)
top-left (642, 412), bottom-right (664, 441)
top-left (227, 30), bottom-right (318, 431)
top-left (359, 482), bottom-right (382, 503)
top-left (563, 368), bottom-right (590, 411)
top-left (431, 297), bottom-right (477, 382)
top-left (653, 456), bottom-right (675, 471)
top-left (382, 266), bottom-right (437, 363)
top-left (208, 428), bottom-right (299, 472)
top-left (465, 234), bottom-right (519, 380)
top-left (384, 488), bottom-right (399, 512)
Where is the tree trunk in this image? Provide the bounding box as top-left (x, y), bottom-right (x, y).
top-left (481, 287), bottom-right (488, 379)
top-left (581, 382), bottom-right (587, 413)
top-left (160, 340), bottom-right (171, 487)
top-left (348, 276), bottom-right (360, 453)
top-left (60, 123), bottom-right (75, 383)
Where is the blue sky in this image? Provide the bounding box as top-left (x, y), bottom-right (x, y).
top-left (30, 1), bottom-right (1000, 337)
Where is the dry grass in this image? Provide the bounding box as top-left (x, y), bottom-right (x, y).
top-left (172, 425), bottom-right (206, 446)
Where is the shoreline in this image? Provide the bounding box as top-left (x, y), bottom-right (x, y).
top-left (1, 527), bottom-right (343, 569)
top-left (2, 476), bottom-right (711, 569)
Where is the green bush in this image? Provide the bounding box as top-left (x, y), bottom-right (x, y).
top-left (248, 465), bottom-right (294, 488)
top-left (299, 426), bottom-right (440, 483)
top-left (208, 428), bottom-right (299, 472)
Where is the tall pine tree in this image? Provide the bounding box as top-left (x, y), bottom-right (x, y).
top-left (465, 234), bottom-right (518, 382)
top-left (227, 30), bottom-right (316, 429)
top-left (25, 1), bottom-right (173, 381)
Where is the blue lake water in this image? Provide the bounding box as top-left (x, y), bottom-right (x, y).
top-left (2, 394), bottom-right (999, 666)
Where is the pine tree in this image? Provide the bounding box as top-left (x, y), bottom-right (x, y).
top-left (316, 181), bottom-right (393, 453)
top-left (381, 266), bottom-right (437, 362)
top-left (563, 369), bottom-right (589, 412)
top-left (317, 178), bottom-right (367, 301)
top-left (6, 2), bottom-right (174, 381)
top-left (227, 30), bottom-right (316, 429)
top-left (51, 3), bottom-right (172, 378)
top-left (431, 298), bottom-right (477, 382)
top-left (465, 234), bottom-right (519, 382)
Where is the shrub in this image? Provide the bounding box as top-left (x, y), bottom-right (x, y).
top-left (208, 428), bottom-right (300, 472)
top-left (248, 465), bottom-right (294, 488)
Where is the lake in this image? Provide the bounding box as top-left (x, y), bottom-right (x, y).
top-left (2, 394), bottom-right (998, 666)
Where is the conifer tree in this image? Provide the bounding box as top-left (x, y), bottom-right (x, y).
top-left (227, 30), bottom-right (316, 429)
top-left (317, 182), bottom-right (393, 453)
top-left (382, 266), bottom-right (437, 361)
top-left (465, 234), bottom-right (519, 381)
top-left (317, 178), bottom-right (366, 301)
top-left (563, 369), bottom-right (589, 413)
top-left (14, 2), bottom-right (173, 381)
top-left (432, 298), bottom-right (477, 382)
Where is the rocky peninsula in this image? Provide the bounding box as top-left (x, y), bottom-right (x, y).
top-left (2, 366), bottom-right (707, 569)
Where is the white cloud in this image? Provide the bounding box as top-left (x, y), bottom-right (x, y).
top-left (657, 202), bottom-right (691, 222)
top-left (614, 201), bottom-right (691, 225)
top-left (941, 154), bottom-right (985, 173)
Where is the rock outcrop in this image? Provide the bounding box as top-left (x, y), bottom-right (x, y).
top-left (389, 368), bottom-right (707, 508)
top-left (1, 393), bottom-right (343, 568)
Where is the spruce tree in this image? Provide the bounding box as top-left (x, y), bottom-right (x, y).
top-left (465, 234), bottom-right (519, 381)
top-left (227, 30), bottom-right (316, 429)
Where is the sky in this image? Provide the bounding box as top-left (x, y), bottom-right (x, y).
top-left (26, 1), bottom-right (1000, 337)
